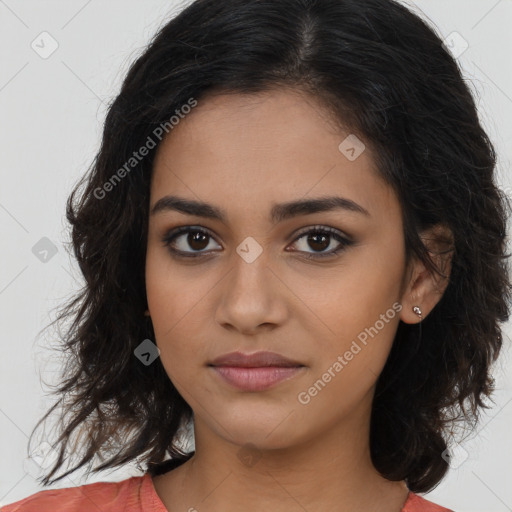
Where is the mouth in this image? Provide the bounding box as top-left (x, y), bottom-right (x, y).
top-left (210, 366), bottom-right (305, 391)
top-left (209, 350), bottom-right (304, 368)
top-left (208, 351), bottom-right (305, 391)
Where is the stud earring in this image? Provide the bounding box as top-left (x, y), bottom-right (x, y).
top-left (413, 306), bottom-right (423, 320)
top-left (144, 310), bottom-right (151, 317)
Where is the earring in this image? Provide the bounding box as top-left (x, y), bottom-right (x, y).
top-left (144, 310), bottom-right (151, 317)
top-left (413, 306), bottom-right (423, 320)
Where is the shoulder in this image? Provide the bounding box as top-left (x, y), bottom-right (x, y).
top-left (402, 491), bottom-right (455, 512)
top-left (1, 474), bottom-right (148, 512)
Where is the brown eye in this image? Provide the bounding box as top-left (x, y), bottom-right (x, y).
top-left (162, 224), bottom-right (354, 261)
top-left (305, 232), bottom-right (330, 252)
top-left (288, 226), bottom-right (354, 260)
top-left (186, 230), bottom-right (210, 251)
top-left (162, 226), bottom-right (221, 257)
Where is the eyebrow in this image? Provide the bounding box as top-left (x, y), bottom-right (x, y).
top-left (150, 194), bottom-right (370, 223)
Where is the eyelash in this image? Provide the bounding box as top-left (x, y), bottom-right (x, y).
top-left (161, 225), bottom-right (354, 260)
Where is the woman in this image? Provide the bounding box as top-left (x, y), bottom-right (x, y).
top-left (4, 0), bottom-right (510, 511)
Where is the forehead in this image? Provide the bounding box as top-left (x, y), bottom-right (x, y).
top-left (150, 89), bottom-right (398, 222)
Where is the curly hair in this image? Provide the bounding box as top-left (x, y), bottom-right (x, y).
top-left (30, 0), bottom-right (511, 494)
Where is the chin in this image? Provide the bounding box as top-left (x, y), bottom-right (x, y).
top-left (216, 409), bottom-right (303, 450)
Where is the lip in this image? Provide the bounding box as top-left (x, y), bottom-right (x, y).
top-left (211, 366), bottom-right (304, 391)
top-left (208, 351), bottom-right (305, 392)
top-left (209, 350), bottom-right (303, 368)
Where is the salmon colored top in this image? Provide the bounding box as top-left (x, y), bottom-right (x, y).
top-left (1, 472), bottom-right (453, 512)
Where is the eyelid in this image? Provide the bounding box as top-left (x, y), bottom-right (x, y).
top-left (161, 224), bottom-right (354, 259)
top-left (290, 224), bottom-right (353, 243)
top-left (287, 225), bottom-right (354, 260)
top-left (161, 225), bottom-right (220, 249)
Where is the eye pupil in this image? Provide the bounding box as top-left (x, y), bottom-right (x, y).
top-left (189, 231), bottom-right (209, 250)
top-left (308, 233), bottom-right (329, 252)
top-left (163, 226), bottom-right (348, 260)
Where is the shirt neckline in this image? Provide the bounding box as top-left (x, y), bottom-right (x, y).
top-left (141, 472), bottom-right (170, 512)
top-left (141, 472), bottom-right (416, 512)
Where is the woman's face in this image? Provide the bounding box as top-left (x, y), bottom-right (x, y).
top-left (145, 88), bottom-right (412, 450)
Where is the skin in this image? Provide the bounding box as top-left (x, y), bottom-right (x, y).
top-left (145, 88), bottom-right (453, 512)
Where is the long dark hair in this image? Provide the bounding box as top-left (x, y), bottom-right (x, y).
top-left (30, 0), bottom-right (511, 493)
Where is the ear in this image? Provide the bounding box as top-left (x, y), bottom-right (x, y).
top-left (400, 223), bottom-right (454, 324)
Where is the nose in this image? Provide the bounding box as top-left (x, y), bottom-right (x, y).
top-left (214, 248), bottom-right (289, 335)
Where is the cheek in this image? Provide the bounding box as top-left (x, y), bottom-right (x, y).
top-left (296, 299), bottom-right (401, 419)
top-left (145, 247), bottom-right (216, 376)
top-left (146, 246), bottom-right (200, 329)
top-left (145, 249), bottom-right (192, 354)
top-left (303, 238), bottom-right (404, 377)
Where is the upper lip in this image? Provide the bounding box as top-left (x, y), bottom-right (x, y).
top-left (209, 351), bottom-right (303, 368)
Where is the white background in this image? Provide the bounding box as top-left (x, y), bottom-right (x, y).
top-left (0, 1), bottom-right (511, 511)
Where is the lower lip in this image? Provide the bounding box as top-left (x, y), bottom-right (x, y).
top-left (211, 366), bottom-right (304, 391)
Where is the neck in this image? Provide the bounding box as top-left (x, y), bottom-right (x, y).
top-left (153, 393), bottom-right (410, 512)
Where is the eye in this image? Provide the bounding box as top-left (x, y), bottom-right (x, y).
top-left (161, 225), bottom-right (354, 260)
top-left (162, 226), bottom-right (221, 258)
top-left (288, 225), bottom-right (354, 260)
